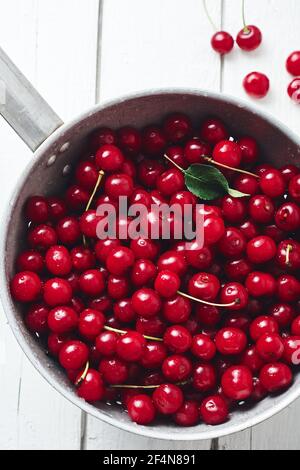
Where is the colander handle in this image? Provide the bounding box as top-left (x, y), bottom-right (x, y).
top-left (0, 46), bottom-right (63, 152)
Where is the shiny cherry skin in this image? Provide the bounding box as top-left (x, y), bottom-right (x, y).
top-left (256, 333), bottom-right (284, 362)
top-left (75, 161), bottom-right (99, 190)
top-left (104, 173), bottom-right (134, 199)
top-left (138, 159), bottom-right (164, 188)
top-left (162, 295), bottom-right (191, 324)
top-left (113, 298), bottom-right (136, 323)
top-left (43, 278), bottom-right (72, 307)
top-left (153, 383), bottom-right (184, 415)
top-left (282, 336), bottom-right (300, 364)
top-left (191, 334), bottom-right (216, 361)
top-left (71, 246), bottom-right (95, 272)
top-left (249, 316), bottom-right (279, 341)
top-left (127, 395), bottom-right (156, 425)
top-left (107, 275), bottom-right (130, 300)
top-left (142, 126), bottom-right (166, 156)
top-left (215, 327), bottom-right (247, 355)
top-left (80, 210), bottom-right (103, 238)
top-left (246, 271), bottom-right (276, 298)
top-left (185, 242), bottom-right (213, 271)
top-left (269, 303), bottom-right (295, 328)
top-left (174, 400), bottom-right (199, 427)
top-left (203, 216), bottom-right (225, 245)
top-left (140, 342), bottom-right (167, 368)
top-left (195, 304), bottom-right (220, 327)
top-left (277, 275), bottom-right (300, 303)
top-left (162, 355), bottom-right (192, 382)
top-left (188, 272), bottom-right (220, 301)
top-left (163, 113), bottom-right (192, 143)
top-left (136, 315), bottom-right (166, 337)
top-left (275, 202), bottom-right (300, 232)
top-left (246, 235), bottom-right (276, 264)
top-left (286, 51), bottom-right (300, 76)
top-left (156, 168), bottom-right (185, 197)
top-left (184, 138), bottom-right (211, 164)
top-left (106, 247), bottom-right (135, 276)
top-left (218, 227), bottom-right (246, 258)
top-left (77, 369), bottom-right (105, 403)
top-left (28, 224), bottom-right (58, 251)
top-left (288, 80), bottom-right (300, 103)
top-left (241, 346), bottom-right (264, 373)
top-left (221, 196), bottom-right (247, 224)
top-left (289, 174), bottom-right (300, 203)
top-left (233, 174), bottom-right (259, 196)
top-left (56, 217), bottom-right (81, 245)
top-left (165, 146), bottom-right (188, 170)
top-left (116, 331), bottom-right (146, 362)
top-left (131, 259), bottom-right (156, 287)
top-left (259, 363), bottom-right (292, 392)
top-left (47, 332), bottom-right (70, 357)
top-left (221, 365), bottom-right (253, 400)
top-left (243, 72), bottom-right (270, 99)
top-left (79, 270), bottom-right (105, 297)
top-left (200, 395), bottom-right (229, 425)
top-left (225, 258), bottom-right (253, 281)
top-left (280, 164), bottom-right (299, 183)
top-left (193, 363), bottom-right (217, 392)
top-left (95, 331), bottom-right (119, 357)
top-left (249, 195), bottom-right (275, 224)
top-left (237, 136), bottom-right (259, 167)
top-left (211, 31), bottom-right (234, 54)
top-left (90, 127), bottom-right (116, 151)
top-left (213, 140), bottom-right (242, 168)
top-left (11, 271), bottom-right (42, 303)
top-left (236, 25), bottom-right (262, 51)
top-left (239, 220), bottom-right (258, 240)
top-left (59, 340), bottom-right (89, 370)
top-left (220, 282), bottom-right (249, 311)
top-left (276, 239), bottom-right (300, 271)
top-left (78, 309), bottom-right (105, 340)
top-left (48, 306), bottom-right (78, 334)
top-left (118, 127), bottom-right (142, 155)
top-left (25, 304), bottom-right (49, 335)
top-left (260, 169), bottom-right (286, 198)
top-left (163, 325), bottom-right (192, 354)
top-left (25, 196), bottom-right (49, 223)
top-left (17, 250), bottom-right (44, 273)
top-left (132, 288), bottom-right (162, 317)
top-left (200, 118), bottom-right (229, 145)
top-left (65, 185), bottom-right (89, 212)
top-left (157, 251), bottom-right (187, 276)
top-left (154, 270), bottom-right (180, 298)
top-left (130, 238), bottom-right (160, 261)
top-left (45, 245), bottom-right (72, 276)
top-left (95, 144), bottom-right (124, 172)
top-left (99, 358), bottom-right (128, 385)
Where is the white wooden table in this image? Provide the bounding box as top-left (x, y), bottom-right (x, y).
top-left (0, 0), bottom-right (300, 450)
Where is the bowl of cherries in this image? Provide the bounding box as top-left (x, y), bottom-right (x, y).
top-left (4, 90), bottom-right (300, 440)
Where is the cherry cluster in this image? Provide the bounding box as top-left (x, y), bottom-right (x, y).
top-left (10, 113), bottom-right (300, 427)
top-left (206, 0), bottom-right (300, 102)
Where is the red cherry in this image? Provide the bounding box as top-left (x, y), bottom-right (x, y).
top-left (65, 185), bottom-right (89, 212)
top-left (259, 363), bottom-right (292, 392)
top-left (71, 246), bottom-right (95, 272)
top-left (211, 31), bottom-right (234, 54)
top-left (280, 164), bottom-right (299, 184)
top-left (164, 325), bottom-right (192, 354)
top-left (275, 202), bottom-right (300, 232)
top-left (47, 332), bottom-right (70, 356)
top-left (25, 304), bottom-right (49, 334)
top-left (43, 278), bottom-right (72, 307)
top-left (236, 25), bottom-right (262, 51)
top-left (79, 210), bottom-right (104, 239)
top-left (185, 242), bottom-right (213, 271)
top-left (260, 169), bottom-right (286, 198)
top-left (116, 331), bottom-right (146, 362)
top-left (28, 224), bottom-right (58, 250)
top-left (241, 346), bottom-right (264, 373)
top-left (79, 309), bottom-right (105, 340)
top-left (90, 127), bottom-right (116, 151)
top-left (221, 366), bottom-right (253, 400)
top-left (77, 369), bottom-right (105, 403)
top-left (163, 113), bottom-right (192, 143)
top-left (174, 400), bottom-right (200, 427)
top-left (200, 395), bottom-right (229, 425)
top-left (237, 136), bottom-right (259, 167)
top-left (269, 303), bottom-right (295, 328)
top-left (59, 340), bottom-right (89, 370)
top-left (218, 227), bottom-right (246, 258)
top-left (156, 168), bottom-right (185, 197)
top-left (131, 259), bottom-right (156, 287)
top-left (256, 333), bottom-right (284, 362)
top-left (162, 355), bottom-right (192, 382)
top-left (154, 270), bottom-right (180, 298)
top-left (196, 304), bottom-right (220, 327)
top-left (282, 336), bottom-right (300, 365)
top-left (277, 275), bottom-right (300, 303)
top-left (25, 196), bottom-right (49, 223)
top-left (163, 295), bottom-right (191, 324)
top-left (276, 239), bottom-right (300, 271)
top-left (136, 316), bottom-right (166, 337)
top-left (292, 316), bottom-right (300, 336)
top-left (200, 118), bottom-right (229, 145)
top-left (95, 331), bottom-right (118, 357)
top-left (107, 275), bottom-right (130, 300)
top-left (138, 159), bottom-right (164, 188)
top-left (157, 251), bottom-right (187, 276)
top-left (142, 126), bottom-right (166, 156)
top-left (220, 282), bottom-right (249, 310)
top-left (153, 384), bottom-right (184, 415)
top-left (246, 271), bottom-right (276, 298)
top-left (141, 342), bottom-right (167, 368)
top-left (17, 250), bottom-right (44, 273)
top-left (213, 140), bottom-right (242, 168)
top-left (117, 127), bottom-right (142, 155)
top-left (130, 238), bottom-right (159, 261)
top-left (79, 270), bottom-right (105, 297)
top-left (188, 272), bottom-right (220, 301)
top-left (127, 395), bottom-right (156, 425)
top-left (286, 51), bottom-right (300, 76)
top-left (104, 173), bottom-right (134, 199)
top-left (48, 306), bottom-right (78, 334)
top-left (56, 217), bottom-right (81, 245)
top-left (106, 247), bottom-right (135, 276)
top-left (95, 144), bottom-right (124, 172)
top-left (45, 245), bottom-right (72, 276)
top-left (99, 358), bottom-right (128, 385)
top-left (193, 363), bottom-right (216, 392)
top-left (288, 77), bottom-right (300, 101)
top-left (184, 138), bottom-right (211, 164)
top-left (249, 195), bottom-right (275, 224)
top-left (165, 146), bottom-right (188, 170)
top-left (233, 174), bottom-right (259, 196)
top-left (75, 161), bottom-right (99, 190)
top-left (289, 174), bottom-right (300, 203)
top-left (225, 258), bottom-right (253, 281)
top-left (191, 334), bottom-right (216, 361)
top-left (113, 298), bottom-right (136, 324)
top-left (203, 216), bottom-right (225, 245)
top-left (132, 288), bottom-right (162, 318)
top-left (215, 327), bottom-right (247, 355)
top-left (250, 316), bottom-right (279, 341)
top-left (243, 72), bottom-right (270, 99)
top-left (246, 236), bottom-right (276, 264)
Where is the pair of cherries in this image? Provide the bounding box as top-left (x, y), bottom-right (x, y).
top-left (286, 51), bottom-right (300, 104)
top-left (211, 25), bottom-right (262, 56)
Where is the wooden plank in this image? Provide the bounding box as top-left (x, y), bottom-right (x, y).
top-left (85, 0), bottom-right (222, 450)
top-left (0, 0), bottom-right (99, 449)
top-left (220, 0), bottom-right (300, 451)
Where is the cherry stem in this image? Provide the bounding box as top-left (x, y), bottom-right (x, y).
top-left (75, 361), bottom-right (90, 387)
top-left (177, 290), bottom-right (237, 308)
top-left (110, 380), bottom-right (190, 390)
top-left (203, 156), bottom-right (259, 179)
top-left (242, 0), bottom-right (250, 33)
top-left (83, 170), bottom-right (105, 246)
top-left (202, 0), bottom-right (218, 31)
top-left (104, 325), bottom-right (163, 342)
top-left (285, 244), bottom-right (293, 266)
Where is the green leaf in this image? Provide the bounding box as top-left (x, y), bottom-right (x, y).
top-left (184, 164), bottom-right (249, 200)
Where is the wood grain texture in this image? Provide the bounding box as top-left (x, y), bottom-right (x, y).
top-left (0, 0), bottom-right (99, 450)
